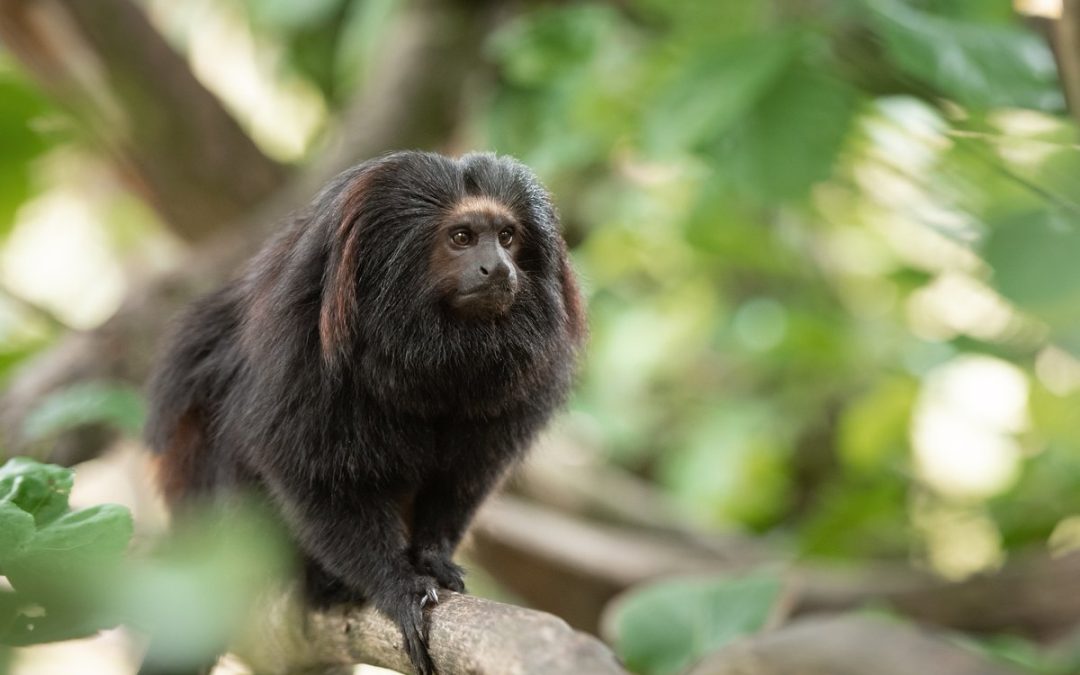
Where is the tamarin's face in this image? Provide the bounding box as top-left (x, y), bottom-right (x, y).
top-left (429, 196), bottom-right (523, 319)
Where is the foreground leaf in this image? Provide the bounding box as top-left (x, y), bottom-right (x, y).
top-left (0, 458), bottom-right (73, 526)
top-left (609, 573), bottom-right (782, 675)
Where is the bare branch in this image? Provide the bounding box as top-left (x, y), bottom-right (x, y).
top-left (234, 588), bottom-right (626, 675)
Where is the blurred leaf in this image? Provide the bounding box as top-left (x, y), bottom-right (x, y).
top-left (123, 501), bottom-right (290, 671)
top-left (6, 505), bottom-right (133, 580)
top-left (982, 210), bottom-right (1080, 354)
top-left (488, 5), bottom-right (616, 87)
top-left (660, 404), bottom-right (791, 530)
top-left (3, 503), bottom-right (133, 606)
top-left (484, 3), bottom-right (631, 173)
top-left (0, 458), bottom-right (134, 646)
top-left (0, 458), bottom-right (73, 526)
top-left (866, 0), bottom-right (1062, 110)
top-left (799, 479), bottom-right (911, 557)
top-left (610, 573), bottom-right (782, 675)
top-left (990, 442), bottom-right (1080, 549)
top-left (924, 0), bottom-right (1015, 23)
top-left (22, 382), bottom-right (145, 442)
top-left (0, 503), bottom-right (34, 561)
top-left (644, 35), bottom-right (794, 156)
top-left (242, 0), bottom-right (342, 30)
top-left (715, 62), bottom-right (859, 200)
top-left (0, 68), bottom-right (53, 238)
top-left (0, 592), bottom-right (115, 646)
top-left (838, 375), bottom-right (918, 472)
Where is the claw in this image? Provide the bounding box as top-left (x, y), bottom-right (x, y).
top-left (421, 587), bottom-right (440, 609)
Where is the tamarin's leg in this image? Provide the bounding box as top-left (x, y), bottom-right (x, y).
top-left (269, 482), bottom-right (439, 675)
top-left (408, 463), bottom-right (508, 592)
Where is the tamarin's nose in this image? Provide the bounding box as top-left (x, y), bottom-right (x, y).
top-left (480, 261), bottom-right (510, 280)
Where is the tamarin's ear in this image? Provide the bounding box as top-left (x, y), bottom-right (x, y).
top-left (319, 169), bottom-right (377, 366)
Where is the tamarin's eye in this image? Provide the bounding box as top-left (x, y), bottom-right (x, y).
top-left (450, 230), bottom-right (473, 246)
top-left (498, 229), bottom-right (514, 247)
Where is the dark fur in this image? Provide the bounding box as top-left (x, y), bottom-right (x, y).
top-left (144, 151), bottom-right (585, 674)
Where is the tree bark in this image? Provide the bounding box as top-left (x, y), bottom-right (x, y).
top-left (234, 588), bottom-right (626, 675)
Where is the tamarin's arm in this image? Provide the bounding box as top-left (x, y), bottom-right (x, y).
top-left (408, 451), bottom-right (516, 592)
top-left (263, 473), bottom-right (439, 675)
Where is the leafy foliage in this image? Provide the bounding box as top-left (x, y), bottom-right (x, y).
top-left (0, 457), bottom-right (288, 670)
top-left (865, 0), bottom-right (1062, 110)
top-left (7, 0), bottom-right (1080, 671)
top-left (0, 458), bottom-right (132, 645)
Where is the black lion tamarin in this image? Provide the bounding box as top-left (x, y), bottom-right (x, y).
top-left (144, 151), bottom-right (586, 674)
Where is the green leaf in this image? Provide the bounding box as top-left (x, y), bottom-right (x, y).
top-left (5, 504), bottom-right (133, 595)
top-left (866, 0), bottom-right (1062, 110)
top-left (0, 502), bottom-right (34, 564)
top-left (610, 574), bottom-right (782, 675)
top-left (0, 594), bottom-right (111, 646)
top-left (28, 504), bottom-right (132, 559)
top-left (22, 382), bottom-right (145, 442)
top-left (0, 459), bottom-right (73, 526)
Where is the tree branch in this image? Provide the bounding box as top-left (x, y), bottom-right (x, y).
top-left (0, 0), bottom-right (288, 242)
top-left (234, 588), bottom-right (625, 675)
top-left (474, 496), bottom-right (1080, 641)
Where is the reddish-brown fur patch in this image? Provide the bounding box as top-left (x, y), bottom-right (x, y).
top-left (319, 171), bottom-right (377, 362)
top-left (155, 407), bottom-right (204, 506)
top-left (559, 241), bottom-right (587, 344)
